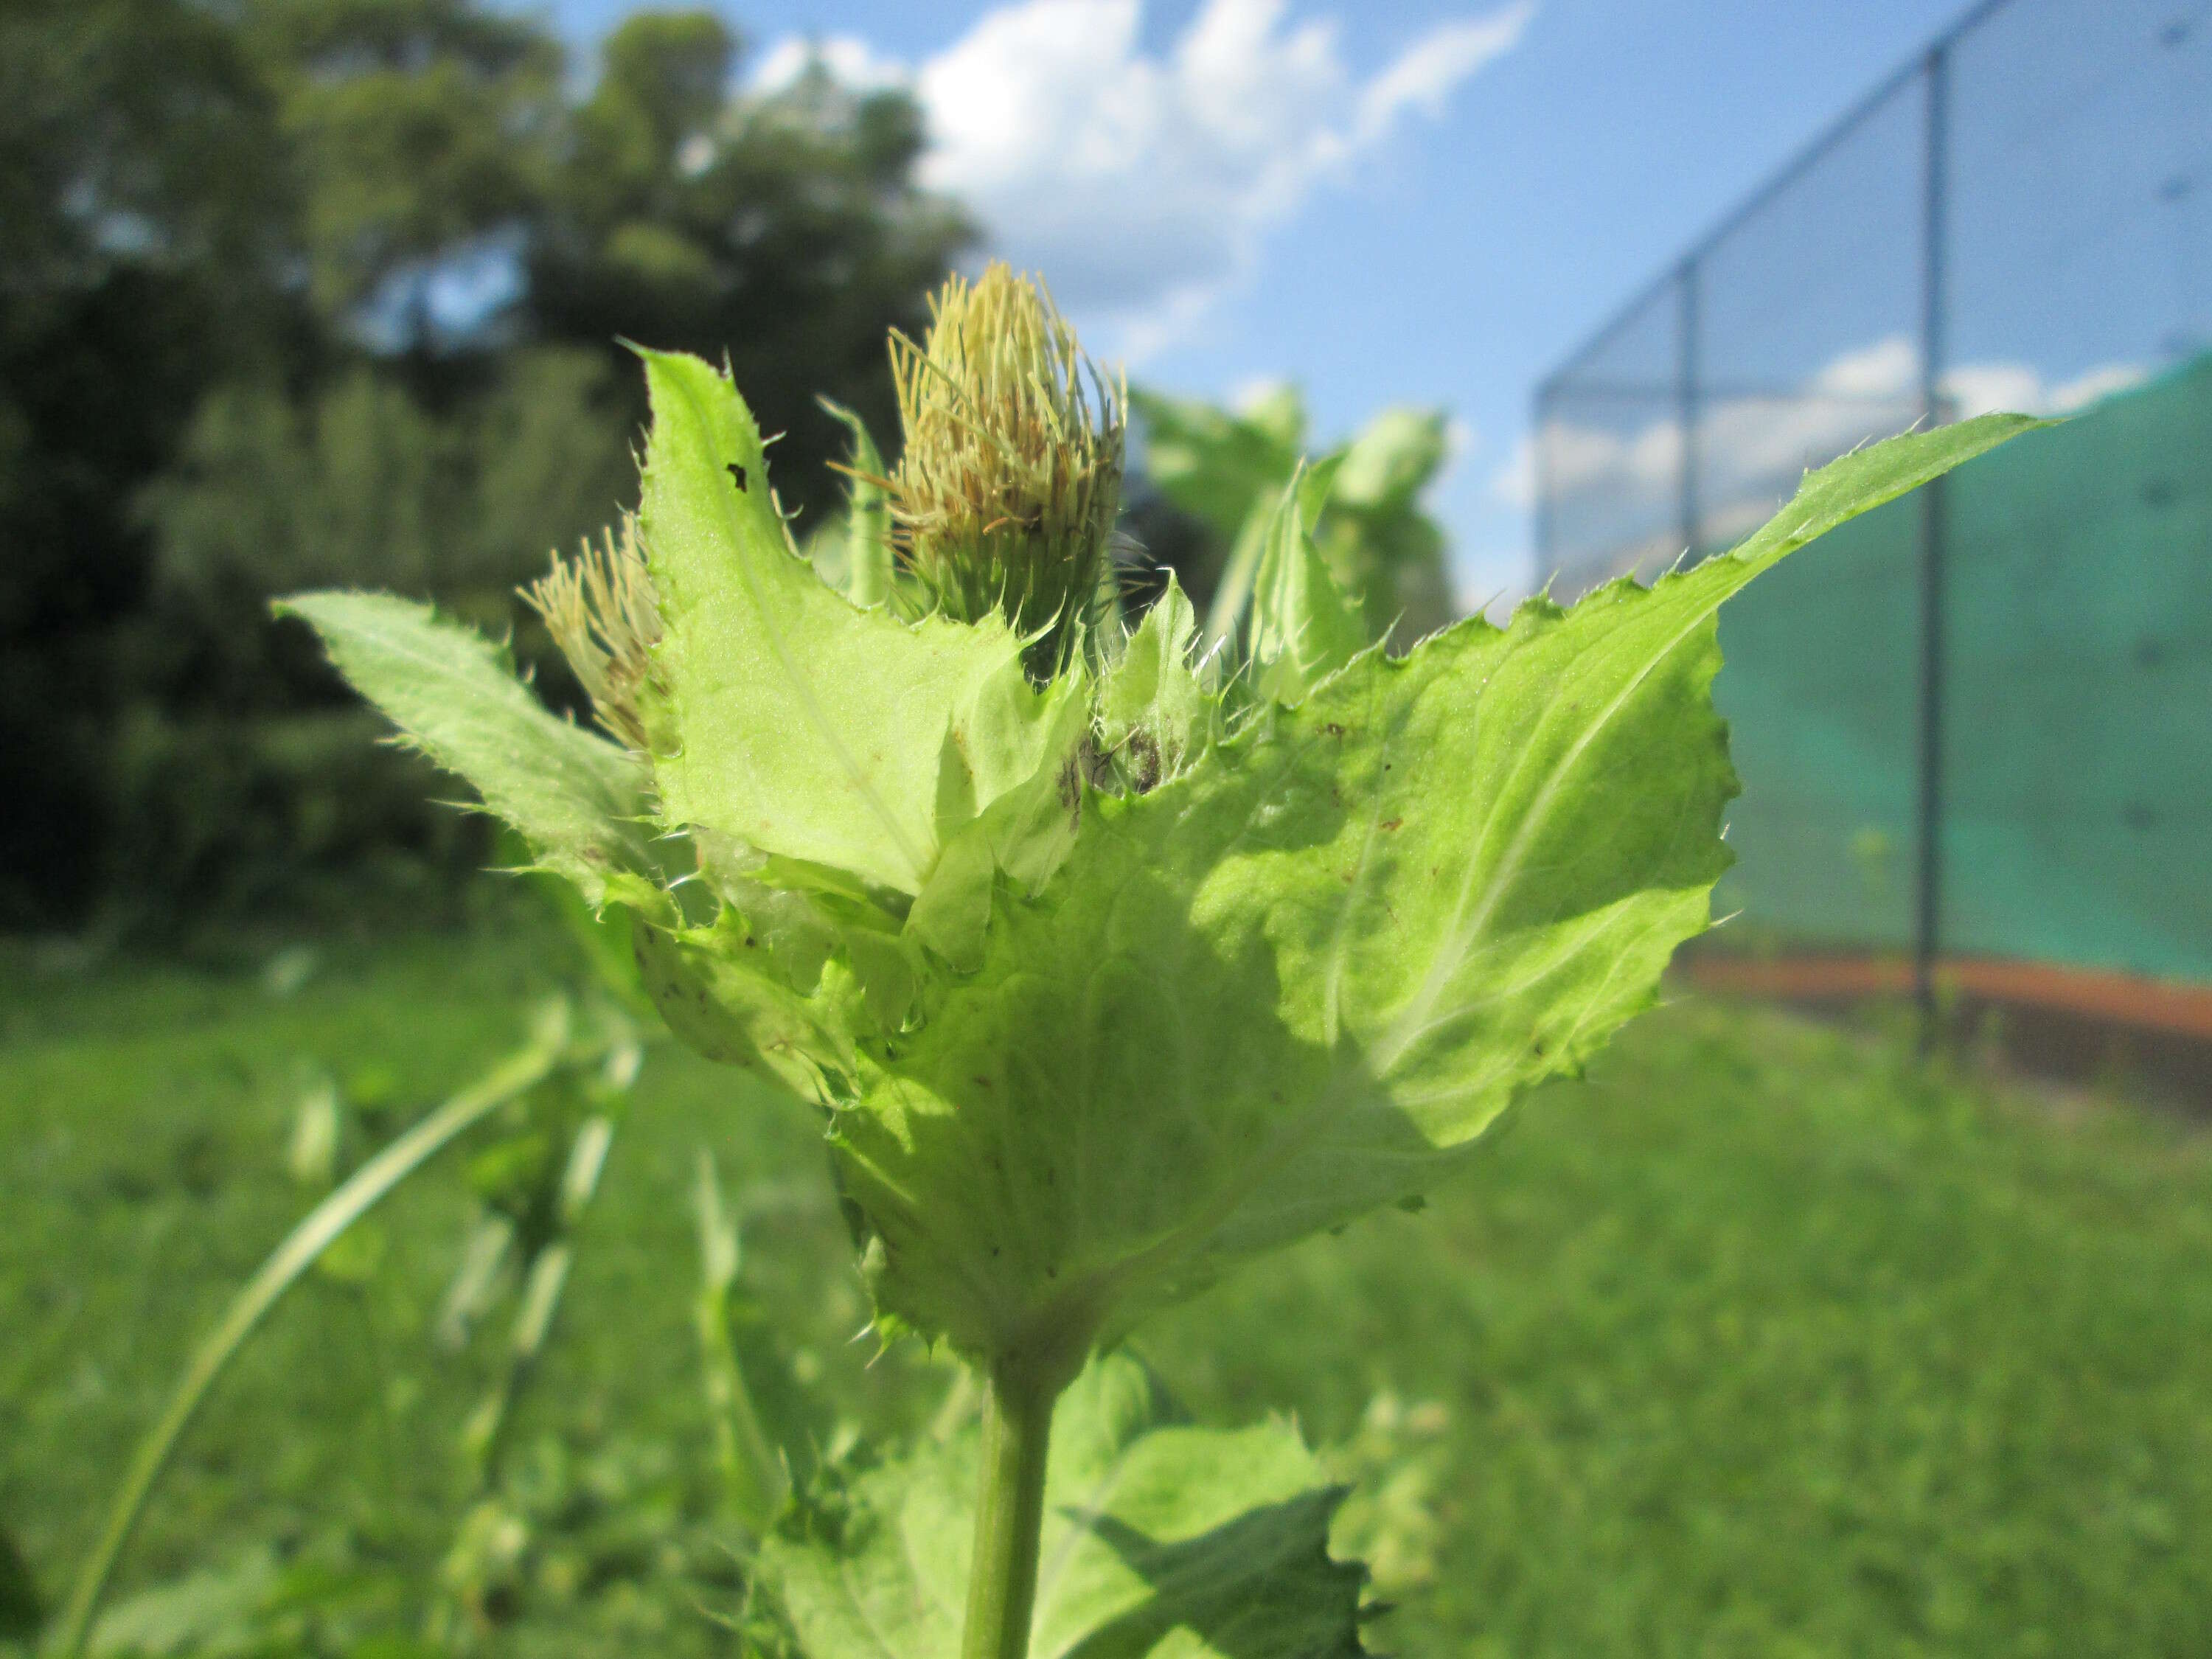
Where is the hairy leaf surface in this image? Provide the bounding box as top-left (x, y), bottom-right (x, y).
top-left (759, 1355), bottom-right (1366, 1659)
top-left (820, 397), bottom-right (892, 608)
top-left (1247, 472), bottom-right (1365, 705)
top-left (637, 349), bottom-right (1046, 895)
top-left (1099, 573), bottom-right (1207, 788)
top-left (276, 591), bottom-right (651, 900)
top-left (832, 415), bottom-right (2045, 1354)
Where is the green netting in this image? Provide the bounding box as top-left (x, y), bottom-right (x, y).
top-left (1713, 352), bottom-right (2212, 984)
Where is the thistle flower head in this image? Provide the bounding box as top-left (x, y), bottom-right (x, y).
top-left (526, 511), bottom-right (664, 751)
top-left (888, 263), bottom-right (1124, 668)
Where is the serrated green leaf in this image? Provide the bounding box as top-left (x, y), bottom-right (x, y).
top-left (1099, 573), bottom-right (1207, 790)
top-left (1202, 456), bottom-right (1346, 661)
top-left (902, 827), bottom-right (1001, 978)
top-left (1248, 470), bottom-right (1366, 705)
top-left (1200, 490), bottom-right (1276, 658)
top-left (908, 661), bottom-right (1093, 971)
top-left (275, 591), bottom-right (652, 902)
top-left (758, 1354), bottom-right (1366, 1659)
top-left (831, 414), bottom-right (2045, 1357)
top-left (637, 349), bottom-right (1034, 895)
top-left (632, 916), bottom-right (855, 1102)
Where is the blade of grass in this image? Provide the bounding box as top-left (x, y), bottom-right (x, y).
top-left (51, 1001), bottom-right (574, 1659)
top-left (692, 1149), bottom-right (788, 1534)
top-left (456, 1106), bottom-right (622, 1482)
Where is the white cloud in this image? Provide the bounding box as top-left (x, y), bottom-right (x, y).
top-left (1487, 432), bottom-right (1536, 512)
top-left (1441, 414), bottom-right (1477, 480)
top-left (1354, 8), bottom-right (1533, 143)
top-left (748, 34), bottom-right (911, 96)
top-left (1944, 357), bottom-right (2146, 420)
top-left (1228, 374), bottom-right (1295, 414)
top-left (752, 0), bottom-right (1531, 359)
top-left (1523, 336), bottom-right (2149, 590)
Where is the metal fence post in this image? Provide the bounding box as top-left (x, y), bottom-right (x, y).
top-left (1913, 44), bottom-right (1952, 1039)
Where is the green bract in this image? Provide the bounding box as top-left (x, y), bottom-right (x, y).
top-left (282, 293), bottom-right (2040, 1387)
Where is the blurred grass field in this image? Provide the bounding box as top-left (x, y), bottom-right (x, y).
top-left (4, 904), bottom-right (2211, 1657)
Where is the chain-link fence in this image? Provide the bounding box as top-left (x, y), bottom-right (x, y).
top-left (1534, 0), bottom-right (2212, 1004)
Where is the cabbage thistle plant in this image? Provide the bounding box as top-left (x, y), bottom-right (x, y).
top-left (282, 265), bottom-right (2034, 1659)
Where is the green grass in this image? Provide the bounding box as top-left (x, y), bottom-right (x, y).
top-left (4, 909), bottom-right (2210, 1656)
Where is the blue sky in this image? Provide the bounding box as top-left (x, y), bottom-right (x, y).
top-left (504, 0), bottom-right (1994, 599)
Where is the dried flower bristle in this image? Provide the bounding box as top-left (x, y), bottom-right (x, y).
top-left (888, 263), bottom-right (1124, 666)
top-left (526, 512), bottom-right (664, 750)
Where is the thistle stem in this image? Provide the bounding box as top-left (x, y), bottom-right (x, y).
top-left (959, 1362), bottom-right (1059, 1659)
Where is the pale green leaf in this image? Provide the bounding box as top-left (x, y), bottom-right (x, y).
top-left (830, 414), bottom-right (2045, 1356)
top-left (758, 1354), bottom-right (1367, 1659)
top-left (1329, 408), bottom-right (1446, 511)
top-left (89, 1547), bottom-right (285, 1658)
top-left (903, 827), bottom-right (999, 975)
top-left (276, 591), bottom-right (650, 902)
top-left (632, 915), bottom-right (855, 1102)
top-left (1099, 572), bottom-right (1207, 790)
top-left (820, 397), bottom-right (893, 608)
top-left (1203, 455), bottom-right (1344, 659)
top-left (1130, 386), bottom-right (1305, 544)
top-left (909, 666), bottom-right (1092, 970)
top-left (1200, 489), bottom-right (1276, 656)
top-left (1248, 471), bottom-right (1366, 705)
top-left (637, 349), bottom-right (1029, 895)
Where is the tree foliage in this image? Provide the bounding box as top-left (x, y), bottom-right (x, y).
top-left (0, 0), bottom-right (969, 928)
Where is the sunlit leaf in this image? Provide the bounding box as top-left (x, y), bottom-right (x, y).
top-left (831, 414), bottom-right (2048, 1357)
top-left (636, 349), bottom-right (1054, 897)
top-left (759, 1354), bottom-right (1368, 1659)
top-left (275, 591), bottom-right (651, 902)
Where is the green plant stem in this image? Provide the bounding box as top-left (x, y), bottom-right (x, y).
top-left (959, 1365), bottom-right (1058, 1659)
top-left (51, 1012), bottom-right (568, 1659)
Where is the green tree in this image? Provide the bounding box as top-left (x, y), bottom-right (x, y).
top-left (0, 0), bottom-right (970, 928)
top-left (0, 0), bottom-right (295, 923)
top-left (240, 0), bottom-right (563, 342)
top-left (529, 17), bottom-right (973, 520)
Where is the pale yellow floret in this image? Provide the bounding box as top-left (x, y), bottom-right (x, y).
top-left (525, 511), bottom-right (664, 751)
top-left (887, 263), bottom-right (1126, 664)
